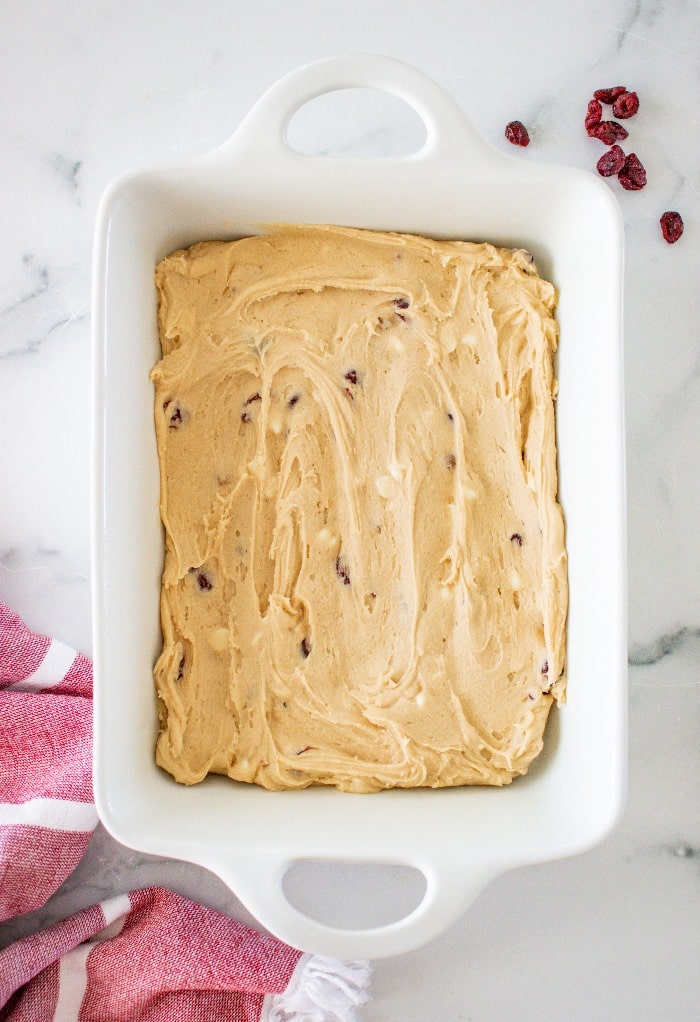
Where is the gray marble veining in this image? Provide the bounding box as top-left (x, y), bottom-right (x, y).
top-left (629, 627), bottom-right (700, 667)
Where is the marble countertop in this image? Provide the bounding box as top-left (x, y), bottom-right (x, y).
top-left (1, 0), bottom-right (698, 1017)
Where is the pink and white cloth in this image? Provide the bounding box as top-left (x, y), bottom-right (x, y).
top-left (0, 604), bottom-right (370, 1020)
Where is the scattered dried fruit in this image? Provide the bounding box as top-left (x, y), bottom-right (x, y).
top-left (618, 152), bottom-right (647, 190)
top-left (190, 568), bottom-right (213, 591)
top-left (585, 99), bottom-right (603, 133)
top-left (300, 637), bottom-right (311, 658)
top-left (176, 656), bottom-right (185, 681)
top-left (344, 370), bottom-right (358, 385)
top-left (510, 533), bottom-right (523, 546)
top-left (245, 393), bottom-right (262, 405)
top-left (446, 453), bottom-right (457, 470)
top-left (393, 297), bottom-right (410, 310)
top-left (586, 86), bottom-right (653, 195)
top-left (335, 556), bottom-right (351, 586)
top-left (590, 120), bottom-right (628, 145)
top-left (241, 411), bottom-right (251, 423)
top-left (168, 406), bottom-right (183, 429)
top-left (505, 120), bottom-right (530, 147)
top-left (594, 86), bottom-right (627, 104)
top-left (596, 144), bottom-right (626, 177)
top-left (660, 211), bottom-right (684, 243)
top-left (288, 393), bottom-right (301, 407)
top-left (612, 90), bottom-right (639, 119)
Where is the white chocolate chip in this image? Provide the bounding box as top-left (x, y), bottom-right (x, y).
top-left (444, 333), bottom-right (457, 354)
top-left (246, 455), bottom-right (265, 481)
top-left (316, 527), bottom-right (336, 549)
top-left (268, 412), bottom-right (283, 435)
top-left (416, 691), bottom-right (426, 708)
top-left (510, 572), bottom-right (522, 590)
top-left (461, 333), bottom-right (478, 348)
top-left (439, 586), bottom-right (452, 602)
top-left (388, 461), bottom-right (404, 482)
top-left (462, 486), bottom-right (478, 501)
top-left (208, 627), bottom-right (230, 653)
top-left (375, 475), bottom-right (395, 499)
top-left (390, 336), bottom-right (405, 354)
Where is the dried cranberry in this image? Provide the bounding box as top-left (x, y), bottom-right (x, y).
top-left (393, 297), bottom-right (410, 310)
top-left (190, 568), bottom-right (213, 590)
top-left (660, 211), bottom-right (684, 244)
top-left (245, 393), bottom-right (262, 405)
top-left (344, 370), bottom-right (358, 385)
top-left (335, 556), bottom-right (351, 586)
top-left (288, 393), bottom-right (301, 407)
top-left (612, 91), bottom-right (639, 119)
top-left (505, 120), bottom-right (530, 147)
top-left (300, 637), bottom-right (311, 658)
top-left (168, 406), bottom-right (183, 429)
top-left (176, 656), bottom-right (185, 681)
top-left (590, 120), bottom-right (628, 145)
top-left (241, 411), bottom-right (251, 423)
top-left (584, 99), bottom-right (602, 132)
top-left (541, 662), bottom-right (553, 694)
top-left (593, 86), bottom-right (627, 104)
top-left (596, 144), bottom-right (626, 177)
top-left (618, 152), bottom-right (646, 190)
top-left (510, 533), bottom-right (523, 546)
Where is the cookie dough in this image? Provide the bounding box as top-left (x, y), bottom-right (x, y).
top-left (152, 224), bottom-right (567, 792)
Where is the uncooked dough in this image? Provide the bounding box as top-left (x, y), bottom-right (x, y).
top-left (152, 224), bottom-right (567, 792)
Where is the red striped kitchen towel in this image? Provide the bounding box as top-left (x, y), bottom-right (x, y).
top-left (0, 604), bottom-right (370, 1020)
top-left (0, 602), bottom-right (96, 922)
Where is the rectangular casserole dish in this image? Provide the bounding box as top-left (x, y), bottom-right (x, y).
top-left (91, 54), bottom-right (626, 959)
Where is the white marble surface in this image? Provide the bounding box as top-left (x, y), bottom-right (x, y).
top-left (1, 0), bottom-right (699, 1017)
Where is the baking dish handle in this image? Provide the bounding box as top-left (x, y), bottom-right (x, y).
top-left (215, 53), bottom-right (501, 168)
top-left (207, 852), bottom-right (496, 959)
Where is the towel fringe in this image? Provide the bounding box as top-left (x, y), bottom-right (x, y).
top-left (262, 954), bottom-right (371, 1022)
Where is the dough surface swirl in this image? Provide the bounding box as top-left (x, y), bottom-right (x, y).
top-left (152, 225), bottom-right (567, 792)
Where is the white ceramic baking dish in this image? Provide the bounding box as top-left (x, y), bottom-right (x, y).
top-left (92, 55), bottom-right (626, 959)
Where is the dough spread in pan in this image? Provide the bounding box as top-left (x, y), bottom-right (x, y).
top-left (152, 224), bottom-right (567, 792)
